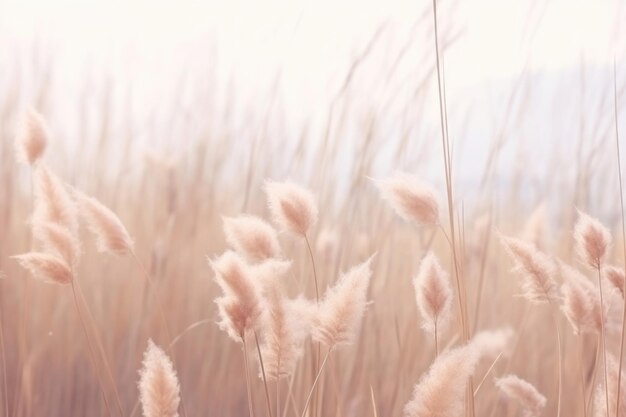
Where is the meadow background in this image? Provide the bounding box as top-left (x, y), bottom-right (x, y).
top-left (0, 0), bottom-right (625, 415)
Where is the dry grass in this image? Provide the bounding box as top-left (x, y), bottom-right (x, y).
top-left (0, 4), bottom-right (625, 417)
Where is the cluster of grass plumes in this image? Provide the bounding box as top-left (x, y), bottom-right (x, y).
top-left (0, 60), bottom-right (625, 417)
top-left (211, 179), bottom-right (375, 417)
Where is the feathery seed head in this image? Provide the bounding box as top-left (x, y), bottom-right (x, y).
top-left (377, 172), bottom-right (439, 226)
top-left (312, 256), bottom-right (374, 348)
top-left (604, 265), bottom-right (625, 298)
top-left (413, 252), bottom-right (453, 334)
top-left (500, 236), bottom-right (559, 304)
top-left (404, 343), bottom-right (479, 417)
top-left (222, 214), bottom-right (282, 262)
top-left (138, 340), bottom-right (181, 417)
top-left (211, 251), bottom-right (264, 341)
top-left (76, 191), bottom-right (134, 255)
top-left (495, 374), bottom-right (546, 417)
top-left (13, 252), bottom-right (73, 284)
top-left (574, 211), bottom-right (612, 269)
top-left (265, 180), bottom-right (318, 236)
top-left (15, 108), bottom-right (48, 166)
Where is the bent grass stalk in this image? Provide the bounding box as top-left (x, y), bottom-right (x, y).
top-left (0, 302), bottom-right (8, 417)
top-left (597, 263), bottom-right (610, 417)
top-left (70, 281), bottom-right (115, 417)
top-left (254, 331), bottom-right (274, 417)
top-left (242, 334), bottom-right (256, 417)
top-left (300, 349), bottom-right (331, 417)
top-left (130, 249), bottom-right (189, 417)
top-left (304, 232), bottom-right (321, 417)
top-left (613, 58), bottom-right (625, 417)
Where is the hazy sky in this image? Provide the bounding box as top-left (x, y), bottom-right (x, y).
top-left (0, 0), bottom-right (622, 97)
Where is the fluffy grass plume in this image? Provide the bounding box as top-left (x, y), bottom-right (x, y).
top-left (495, 374), bottom-right (546, 417)
top-left (259, 285), bottom-right (307, 380)
top-left (138, 340), bottom-right (181, 417)
top-left (223, 214), bottom-right (282, 262)
top-left (403, 343), bottom-right (479, 417)
top-left (470, 327), bottom-right (515, 359)
top-left (560, 264), bottom-right (603, 334)
top-left (33, 165), bottom-right (79, 238)
top-left (574, 211), bottom-right (612, 270)
top-left (211, 251), bottom-right (264, 341)
top-left (13, 252), bottom-right (73, 284)
top-left (15, 108), bottom-right (48, 165)
top-left (500, 236), bottom-right (559, 303)
top-left (76, 191), bottom-right (134, 255)
top-left (377, 172), bottom-right (439, 226)
top-left (412, 252), bottom-right (452, 334)
top-left (593, 354), bottom-right (626, 417)
top-left (312, 256), bottom-right (374, 348)
top-left (265, 180), bottom-right (318, 236)
top-left (32, 221), bottom-right (81, 268)
top-left (604, 265), bottom-right (625, 298)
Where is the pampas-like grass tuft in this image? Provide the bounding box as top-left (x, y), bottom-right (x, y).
top-left (264, 180), bottom-right (318, 236)
top-left (13, 252), bottom-right (73, 284)
top-left (560, 264), bottom-right (603, 334)
top-left (574, 211), bottom-right (612, 270)
top-left (593, 354), bottom-right (626, 417)
top-left (211, 251), bottom-right (264, 341)
top-left (76, 191), bottom-right (134, 255)
top-left (312, 256), bottom-right (374, 348)
top-left (15, 108), bottom-right (48, 165)
top-left (376, 172), bottom-right (439, 226)
top-left (495, 374), bottom-right (546, 417)
top-left (33, 166), bottom-right (79, 238)
top-left (249, 258), bottom-right (292, 293)
top-left (500, 236), bottom-right (559, 304)
top-left (522, 204), bottom-right (549, 251)
top-left (604, 265), bottom-right (625, 298)
top-left (470, 327), bottom-right (515, 360)
top-left (413, 252), bottom-right (452, 335)
top-left (223, 215), bottom-right (282, 262)
top-left (139, 340), bottom-right (181, 417)
top-left (259, 284), bottom-right (307, 381)
top-left (32, 222), bottom-right (81, 268)
top-left (403, 343), bottom-right (479, 417)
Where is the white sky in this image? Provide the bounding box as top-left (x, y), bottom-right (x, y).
top-left (0, 0), bottom-right (623, 208)
top-left (0, 0), bottom-right (622, 94)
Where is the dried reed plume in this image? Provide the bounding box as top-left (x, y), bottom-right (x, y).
top-left (33, 166), bottom-right (79, 237)
top-left (412, 252), bottom-right (452, 349)
top-left (495, 374), bottom-right (546, 417)
top-left (249, 258), bottom-right (292, 293)
top-left (139, 340), bottom-right (181, 417)
top-left (32, 221), bottom-right (81, 267)
top-left (376, 172), bottom-right (439, 226)
top-left (211, 251), bottom-right (264, 341)
top-left (76, 191), bottom-right (134, 255)
top-left (471, 327), bottom-right (514, 360)
top-left (223, 215), bottom-right (282, 262)
top-left (403, 343), bottom-right (478, 417)
top-left (575, 211), bottom-right (612, 270)
top-left (265, 180), bottom-right (318, 236)
top-left (312, 256), bottom-right (374, 348)
top-left (500, 236), bottom-right (559, 303)
top-left (594, 354), bottom-right (626, 417)
top-left (522, 203), bottom-right (549, 251)
top-left (259, 285), bottom-right (306, 381)
top-left (13, 252), bottom-right (73, 284)
top-left (560, 264), bottom-right (603, 334)
top-left (604, 265), bottom-right (625, 298)
top-left (15, 108), bottom-right (48, 165)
